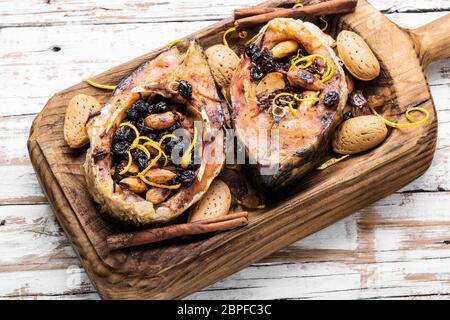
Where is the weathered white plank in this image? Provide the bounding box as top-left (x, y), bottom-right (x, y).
top-left (0, 269), bottom-right (97, 299)
top-left (0, 0), bottom-right (448, 27)
top-left (0, 205), bottom-right (79, 271)
top-left (2, 194), bottom-right (450, 299)
top-left (190, 192), bottom-right (450, 299)
top-left (0, 22), bottom-right (211, 117)
top-left (0, 13), bottom-right (448, 117)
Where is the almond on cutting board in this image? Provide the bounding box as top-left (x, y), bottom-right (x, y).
top-left (188, 179), bottom-right (232, 222)
top-left (64, 94), bottom-right (102, 148)
top-left (205, 44), bottom-right (240, 88)
top-left (337, 30), bottom-right (380, 81)
top-left (332, 115), bottom-right (388, 154)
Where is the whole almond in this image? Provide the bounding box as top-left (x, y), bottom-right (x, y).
top-left (143, 168), bottom-right (177, 184)
top-left (64, 94), bottom-right (102, 148)
top-left (117, 162), bottom-right (139, 175)
top-left (205, 45), bottom-right (240, 88)
top-left (337, 31), bottom-right (380, 81)
top-left (332, 115), bottom-right (387, 154)
top-left (119, 177), bottom-right (147, 194)
top-left (146, 187), bottom-right (171, 204)
top-left (256, 72), bottom-right (285, 98)
top-left (271, 40), bottom-right (299, 59)
top-left (188, 179), bottom-right (231, 222)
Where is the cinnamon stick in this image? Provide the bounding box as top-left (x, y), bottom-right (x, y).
top-left (107, 211), bottom-right (249, 250)
top-left (234, 0), bottom-right (357, 30)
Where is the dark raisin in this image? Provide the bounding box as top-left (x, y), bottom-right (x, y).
top-left (251, 50), bottom-right (264, 63)
top-left (178, 170), bottom-right (196, 187)
top-left (148, 101), bottom-right (169, 114)
top-left (186, 161), bottom-right (200, 171)
top-left (245, 44), bottom-right (259, 58)
top-left (323, 91), bottom-right (340, 108)
top-left (250, 66), bottom-right (265, 81)
top-left (141, 130), bottom-right (158, 141)
top-left (349, 90), bottom-right (367, 108)
top-left (275, 94), bottom-right (297, 108)
top-left (132, 149), bottom-right (150, 171)
top-left (178, 80), bottom-right (193, 100)
top-left (135, 117), bottom-right (153, 134)
top-left (113, 141), bottom-right (130, 157)
top-left (125, 107), bottom-right (139, 120)
top-left (349, 90), bottom-right (370, 116)
top-left (114, 126), bottom-right (135, 142)
top-left (261, 60), bottom-right (275, 73)
top-left (260, 48), bottom-right (273, 61)
top-left (343, 111), bottom-right (353, 121)
top-left (132, 99), bottom-right (149, 115)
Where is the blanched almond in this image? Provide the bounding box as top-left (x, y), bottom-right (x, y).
top-left (146, 188), bottom-right (171, 204)
top-left (143, 168), bottom-right (177, 184)
top-left (119, 177), bottom-right (147, 194)
top-left (337, 31), bottom-right (380, 81)
top-left (144, 112), bottom-right (177, 131)
top-left (271, 40), bottom-right (299, 59)
top-left (256, 72), bottom-right (285, 98)
top-left (188, 179), bottom-right (231, 222)
top-left (332, 115), bottom-right (387, 154)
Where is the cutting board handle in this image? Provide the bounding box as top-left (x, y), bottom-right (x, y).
top-left (407, 13), bottom-right (450, 67)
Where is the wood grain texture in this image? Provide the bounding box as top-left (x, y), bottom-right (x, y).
top-left (0, 0), bottom-right (448, 299)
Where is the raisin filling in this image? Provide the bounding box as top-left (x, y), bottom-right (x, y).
top-left (111, 95), bottom-right (199, 204)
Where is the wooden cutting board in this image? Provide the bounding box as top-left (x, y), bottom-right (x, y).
top-left (27, 0), bottom-right (450, 299)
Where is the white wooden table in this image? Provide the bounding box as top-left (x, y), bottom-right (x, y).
top-left (0, 0), bottom-right (449, 300)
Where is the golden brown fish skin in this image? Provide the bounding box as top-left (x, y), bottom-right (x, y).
top-left (230, 19), bottom-right (348, 191)
top-left (84, 41), bottom-right (225, 225)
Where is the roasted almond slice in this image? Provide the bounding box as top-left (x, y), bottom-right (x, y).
top-left (256, 72), bottom-right (285, 98)
top-left (64, 94), bottom-right (101, 148)
top-left (188, 179), bottom-right (231, 222)
top-left (146, 187), bottom-right (171, 204)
